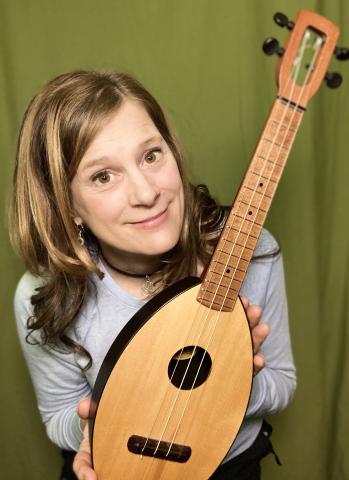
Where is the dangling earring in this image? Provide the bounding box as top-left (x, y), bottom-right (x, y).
top-left (77, 223), bottom-right (85, 246)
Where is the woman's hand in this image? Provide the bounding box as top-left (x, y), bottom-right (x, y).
top-left (240, 296), bottom-right (269, 375)
top-left (73, 397), bottom-right (97, 480)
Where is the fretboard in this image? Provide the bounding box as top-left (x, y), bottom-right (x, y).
top-left (197, 98), bottom-right (304, 311)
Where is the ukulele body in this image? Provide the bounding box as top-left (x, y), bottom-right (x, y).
top-left (90, 277), bottom-right (253, 479)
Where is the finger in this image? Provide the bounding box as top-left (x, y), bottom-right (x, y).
top-left (73, 425), bottom-right (97, 480)
top-left (240, 295), bottom-right (249, 310)
top-left (253, 353), bottom-right (266, 375)
top-left (251, 322), bottom-right (270, 354)
top-left (74, 454), bottom-right (97, 480)
top-left (77, 397), bottom-right (91, 420)
top-left (246, 304), bottom-right (262, 329)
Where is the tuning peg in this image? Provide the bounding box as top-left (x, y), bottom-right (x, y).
top-left (334, 46), bottom-right (349, 61)
top-left (273, 12), bottom-right (294, 30)
top-left (262, 38), bottom-right (284, 56)
top-left (325, 71), bottom-right (343, 88)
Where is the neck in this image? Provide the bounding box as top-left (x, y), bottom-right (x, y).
top-left (99, 245), bottom-right (161, 278)
top-left (100, 252), bottom-right (159, 278)
top-left (99, 248), bottom-right (163, 298)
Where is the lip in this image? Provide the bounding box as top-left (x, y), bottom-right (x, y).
top-left (129, 208), bottom-right (168, 229)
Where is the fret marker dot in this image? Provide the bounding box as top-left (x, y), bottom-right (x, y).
top-left (259, 182), bottom-right (263, 187)
top-left (249, 211), bottom-right (253, 215)
top-left (226, 269), bottom-right (230, 273)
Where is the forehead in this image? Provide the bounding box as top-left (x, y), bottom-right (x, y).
top-left (85, 100), bottom-right (158, 154)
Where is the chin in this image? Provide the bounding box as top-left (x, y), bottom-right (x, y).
top-left (138, 233), bottom-right (180, 257)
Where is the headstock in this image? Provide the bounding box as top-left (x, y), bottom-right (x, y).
top-left (263, 10), bottom-right (347, 108)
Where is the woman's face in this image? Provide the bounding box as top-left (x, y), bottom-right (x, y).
top-left (71, 99), bottom-right (184, 267)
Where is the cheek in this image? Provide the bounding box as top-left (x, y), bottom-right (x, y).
top-left (72, 189), bottom-right (125, 226)
top-left (168, 171), bottom-right (185, 228)
top-left (168, 166), bottom-right (185, 213)
top-left (162, 161), bottom-right (183, 194)
top-left (173, 170), bottom-right (185, 213)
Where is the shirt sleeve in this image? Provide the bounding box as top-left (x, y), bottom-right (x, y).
top-left (244, 251), bottom-right (297, 418)
top-left (14, 272), bottom-right (91, 451)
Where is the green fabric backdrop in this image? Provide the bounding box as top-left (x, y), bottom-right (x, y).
top-left (1, 1), bottom-right (348, 478)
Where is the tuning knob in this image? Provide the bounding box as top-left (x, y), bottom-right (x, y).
top-left (273, 12), bottom-right (294, 30)
top-left (262, 37), bottom-right (284, 56)
top-left (325, 71), bottom-right (343, 88)
top-left (334, 46), bottom-right (349, 61)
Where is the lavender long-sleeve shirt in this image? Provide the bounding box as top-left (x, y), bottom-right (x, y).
top-left (14, 229), bottom-right (296, 462)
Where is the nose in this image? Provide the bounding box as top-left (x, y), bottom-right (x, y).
top-left (127, 169), bottom-right (160, 207)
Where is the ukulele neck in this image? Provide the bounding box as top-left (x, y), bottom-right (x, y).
top-left (197, 98), bottom-right (304, 311)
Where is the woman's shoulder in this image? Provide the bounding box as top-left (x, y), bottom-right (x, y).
top-left (15, 271), bottom-right (45, 300)
top-left (14, 271), bottom-right (45, 326)
top-left (254, 228), bottom-right (280, 258)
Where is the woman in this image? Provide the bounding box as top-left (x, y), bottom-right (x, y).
top-left (10, 70), bottom-right (296, 479)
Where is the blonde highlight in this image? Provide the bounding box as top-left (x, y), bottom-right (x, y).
top-left (9, 70), bottom-right (224, 367)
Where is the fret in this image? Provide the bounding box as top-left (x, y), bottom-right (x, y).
top-left (253, 154), bottom-right (285, 168)
top-left (212, 255), bottom-right (249, 271)
top-left (219, 236), bottom-right (235, 245)
top-left (251, 167), bottom-right (281, 184)
top-left (209, 257), bottom-right (250, 280)
top-left (263, 138), bottom-right (289, 150)
top-left (255, 154), bottom-right (284, 168)
top-left (228, 231), bottom-right (257, 250)
top-left (210, 266), bottom-right (246, 278)
top-left (262, 124), bottom-right (294, 150)
top-left (215, 248), bottom-right (251, 264)
top-left (252, 156), bottom-right (284, 178)
top-left (271, 102), bottom-right (303, 127)
top-left (234, 243), bottom-right (254, 252)
top-left (242, 184), bottom-right (273, 200)
top-left (250, 170), bottom-right (278, 183)
top-left (221, 228), bottom-right (259, 245)
top-left (226, 220), bottom-right (260, 238)
top-left (239, 198), bottom-right (268, 213)
top-left (256, 143), bottom-right (288, 164)
top-left (199, 286), bottom-right (237, 302)
top-left (239, 190), bottom-right (271, 212)
top-left (270, 119), bottom-right (296, 133)
top-left (209, 267), bottom-right (245, 282)
top-left (197, 290), bottom-right (236, 310)
top-left (210, 261), bottom-right (247, 274)
top-left (233, 199), bottom-right (266, 218)
top-left (205, 272), bottom-right (241, 290)
top-left (244, 172), bottom-right (278, 195)
top-left (218, 233), bottom-right (256, 253)
top-left (228, 242), bottom-right (254, 254)
top-left (232, 213), bottom-right (265, 228)
top-left (267, 121), bottom-right (296, 143)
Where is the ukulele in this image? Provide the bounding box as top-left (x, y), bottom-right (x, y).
top-left (89, 10), bottom-right (342, 479)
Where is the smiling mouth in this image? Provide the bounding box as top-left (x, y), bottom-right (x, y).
top-left (130, 209), bottom-right (168, 228)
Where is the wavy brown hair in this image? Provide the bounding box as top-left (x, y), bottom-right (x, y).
top-left (9, 70), bottom-right (224, 363)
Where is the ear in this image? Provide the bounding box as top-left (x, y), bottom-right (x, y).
top-left (73, 215), bottom-right (83, 226)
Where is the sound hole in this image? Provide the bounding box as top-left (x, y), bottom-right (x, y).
top-left (168, 346), bottom-right (212, 390)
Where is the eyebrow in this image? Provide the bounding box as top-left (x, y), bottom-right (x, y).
top-left (139, 135), bottom-right (163, 149)
top-left (80, 135), bottom-right (164, 172)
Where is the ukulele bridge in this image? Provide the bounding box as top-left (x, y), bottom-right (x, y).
top-left (127, 435), bottom-right (191, 463)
